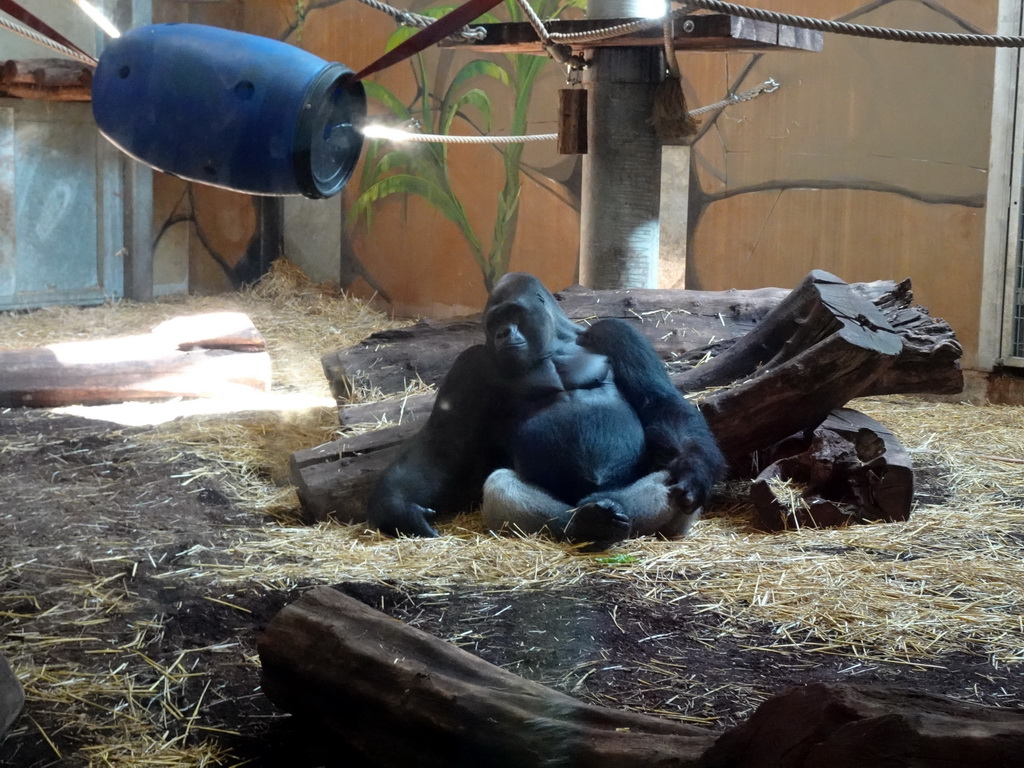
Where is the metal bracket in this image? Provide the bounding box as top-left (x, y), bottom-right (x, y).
top-left (565, 53), bottom-right (589, 85)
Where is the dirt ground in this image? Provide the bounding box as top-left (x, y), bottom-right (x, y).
top-left (1, 403), bottom-right (1021, 767)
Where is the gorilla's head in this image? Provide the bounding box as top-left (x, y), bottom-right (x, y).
top-left (484, 273), bottom-right (579, 373)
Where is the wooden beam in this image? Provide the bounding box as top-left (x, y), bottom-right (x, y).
top-left (0, 312), bottom-right (271, 407)
top-left (0, 59), bottom-right (93, 102)
top-left (439, 14), bottom-right (822, 54)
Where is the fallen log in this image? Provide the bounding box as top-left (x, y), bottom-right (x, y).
top-left (259, 587), bottom-right (1024, 768)
top-left (292, 271), bottom-right (941, 524)
top-left (0, 312), bottom-right (271, 407)
top-left (749, 409), bottom-right (913, 531)
top-left (697, 682), bottom-right (1024, 768)
top-left (0, 655), bottom-right (23, 739)
top-left (322, 276), bottom-right (961, 403)
top-left (258, 585), bottom-right (717, 768)
top-left (0, 59), bottom-right (93, 101)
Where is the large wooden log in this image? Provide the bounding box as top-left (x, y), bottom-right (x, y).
top-left (292, 271), bottom-right (933, 524)
top-left (259, 587), bottom-right (1024, 768)
top-left (698, 682), bottom-right (1024, 768)
top-left (258, 586), bottom-right (717, 768)
top-left (0, 312), bottom-right (271, 407)
top-left (321, 277), bottom-right (961, 404)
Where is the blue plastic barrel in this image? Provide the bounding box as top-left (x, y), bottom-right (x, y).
top-left (92, 23), bottom-right (366, 198)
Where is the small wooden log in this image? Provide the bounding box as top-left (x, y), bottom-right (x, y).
top-left (293, 272), bottom-right (922, 523)
top-left (558, 88), bottom-right (588, 154)
top-left (0, 59), bottom-right (93, 101)
top-left (0, 312), bottom-right (271, 407)
top-left (698, 682), bottom-right (1024, 768)
top-left (258, 586), bottom-right (716, 768)
top-left (291, 443), bottom-right (406, 525)
top-left (750, 409), bottom-right (913, 531)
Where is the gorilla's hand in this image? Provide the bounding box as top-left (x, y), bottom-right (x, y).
top-left (665, 456), bottom-right (717, 514)
top-left (369, 503), bottom-right (440, 539)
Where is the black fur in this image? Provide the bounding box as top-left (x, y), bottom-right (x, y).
top-left (366, 272), bottom-right (725, 547)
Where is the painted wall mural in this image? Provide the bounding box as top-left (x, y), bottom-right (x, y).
top-left (677, 0), bottom-right (997, 368)
top-left (153, 0), bottom-right (999, 366)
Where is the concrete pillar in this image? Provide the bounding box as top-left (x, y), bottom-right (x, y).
top-left (117, 0), bottom-right (154, 301)
top-left (579, 0), bottom-right (665, 289)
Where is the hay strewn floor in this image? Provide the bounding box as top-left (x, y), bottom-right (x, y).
top-left (1, 264), bottom-right (1022, 766)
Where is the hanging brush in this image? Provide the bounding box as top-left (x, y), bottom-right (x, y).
top-left (651, 8), bottom-right (699, 142)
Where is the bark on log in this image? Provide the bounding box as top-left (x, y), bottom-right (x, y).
top-left (321, 277), bottom-right (961, 403)
top-left (292, 271), bottom-right (935, 524)
top-left (258, 585), bottom-right (717, 768)
top-left (697, 682), bottom-right (1024, 768)
top-left (0, 59), bottom-right (93, 101)
top-left (0, 312), bottom-right (271, 407)
top-left (750, 409), bottom-right (913, 531)
top-left (0, 655), bottom-right (23, 738)
top-left (259, 587), bottom-right (1024, 768)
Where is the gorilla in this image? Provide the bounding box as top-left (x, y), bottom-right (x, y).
top-left (366, 272), bottom-right (725, 549)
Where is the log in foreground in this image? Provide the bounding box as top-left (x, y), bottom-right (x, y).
top-left (258, 586), bottom-right (716, 768)
top-left (293, 271), bottom-right (955, 524)
top-left (698, 682), bottom-right (1024, 768)
top-left (0, 312), bottom-right (271, 407)
top-left (259, 587), bottom-right (1024, 768)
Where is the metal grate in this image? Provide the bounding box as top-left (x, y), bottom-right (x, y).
top-left (1015, 179), bottom-right (1024, 358)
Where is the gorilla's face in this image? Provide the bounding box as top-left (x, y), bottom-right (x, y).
top-left (484, 273), bottom-right (559, 373)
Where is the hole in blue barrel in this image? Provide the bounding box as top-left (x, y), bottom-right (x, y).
top-left (118, 65), bottom-right (130, 79)
top-left (234, 81), bottom-right (255, 100)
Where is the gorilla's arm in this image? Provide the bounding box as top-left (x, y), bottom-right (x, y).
top-left (579, 318), bottom-right (726, 512)
top-left (366, 346), bottom-right (499, 538)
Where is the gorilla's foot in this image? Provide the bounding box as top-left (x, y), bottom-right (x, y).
top-left (662, 484), bottom-right (703, 538)
top-left (564, 500), bottom-right (630, 551)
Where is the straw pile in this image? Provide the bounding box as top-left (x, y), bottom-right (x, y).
top-left (1, 263), bottom-right (1021, 764)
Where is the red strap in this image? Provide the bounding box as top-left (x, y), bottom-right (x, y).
top-left (0, 0), bottom-right (92, 58)
top-left (350, 0), bottom-right (501, 82)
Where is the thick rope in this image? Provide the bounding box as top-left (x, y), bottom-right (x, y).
top-left (363, 78), bottom-right (778, 143)
top-left (0, 14), bottom-right (98, 66)
top-left (362, 124), bottom-right (558, 142)
top-left (356, 0), bottom-right (486, 40)
top-left (678, 0), bottom-right (1024, 47)
top-left (512, 0), bottom-right (554, 46)
top-left (663, 3), bottom-right (681, 81)
top-left (687, 77), bottom-right (777, 116)
top-left (548, 16), bottom-right (664, 44)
